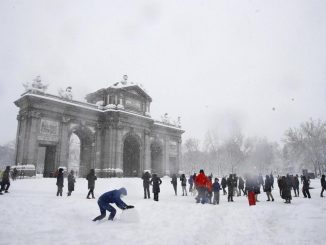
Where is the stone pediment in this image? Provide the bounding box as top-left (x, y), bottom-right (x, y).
top-left (122, 86), bottom-right (151, 101)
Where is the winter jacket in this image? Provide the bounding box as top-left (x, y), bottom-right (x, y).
top-left (98, 188), bottom-right (128, 209)
top-left (171, 175), bottom-right (177, 186)
top-left (293, 177), bottom-right (300, 189)
top-left (221, 178), bottom-right (227, 188)
top-left (67, 173), bottom-right (76, 191)
top-left (195, 173), bottom-right (208, 188)
top-left (86, 173), bottom-right (97, 189)
top-left (1, 169), bottom-right (10, 184)
top-left (212, 182), bottom-right (221, 192)
top-left (142, 172), bottom-right (151, 187)
top-left (180, 175), bottom-right (187, 186)
top-left (321, 176), bottom-right (326, 188)
top-left (238, 177), bottom-right (245, 189)
top-left (151, 175), bottom-right (162, 193)
top-left (56, 172), bottom-right (64, 187)
top-left (264, 178), bottom-right (272, 192)
top-left (188, 177), bottom-right (194, 185)
top-left (302, 178), bottom-right (310, 190)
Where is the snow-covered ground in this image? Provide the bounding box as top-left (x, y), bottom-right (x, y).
top-left (1, 177), bottom-right (325, 245)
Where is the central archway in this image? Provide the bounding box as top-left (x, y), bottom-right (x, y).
top-left (123, 135), bottom-right (140, 177)
top-left (68, 125), bottom-right (94, 177)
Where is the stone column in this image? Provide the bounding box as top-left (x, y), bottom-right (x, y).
top-left (163, 136), bottom-right (170, 175)
top-left (24, 111), bottom-right (41, 166)
top-left (144, 130), bottom-right (151, 171)
top-left (177, 139), bottom-right (182, 174)
top-left (94, 124), bottom-right (103, 170)
top-left (115, 125), bottom-right (124, 171)
top-left (57, 117), bottom-right (70, 169)
top-left (103, 123), bottom-right (112, 170)
top-left (15, 114), bottom-right (25, 164)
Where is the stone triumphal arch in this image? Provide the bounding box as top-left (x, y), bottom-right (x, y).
top-left (14, 76), bottom-right (184, 177)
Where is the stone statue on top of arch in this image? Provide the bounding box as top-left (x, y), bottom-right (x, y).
top-left (23, 76), bottom-right (48, 94)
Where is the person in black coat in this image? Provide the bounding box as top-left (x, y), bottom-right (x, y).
top-left (270, 173), bottom-right (274, 188)
top-left (221, 177), bottom-right (227, 195)
top-left (86, 169), bottom-right (97, 199)
top-left (142, 171), bottom-right (151, 199)
top-left (302, 176), bottom-right (311, 199)
top-left (280, 176), bottom-right (292, 203)
top-left (227, 174), bottom-right (236, 202)
top-left (92, 188), bottom-right (134, 221)
top-left (0, 166), bottom-right (11, 194)
top-left (150, 173), bottom-right (162, 201)
top-left (171, 173), bottom-right (177, 195)
top-left (321, 175), bottom-right (326, 197)
top-left (56, 168), bottom-right (64, 196)
top-left (264, 175), bottom-right (274, 201)
top-left (293, 175), bottom-right (300, 197)
top-left (67, 170), bottom-right (76, 196)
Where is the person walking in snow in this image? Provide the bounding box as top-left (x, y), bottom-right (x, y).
top-left (321, 175), bottom-right (326, 197)
top-left (180, 174), bottom-right (187, 196)
top-left (264, 175), bottom-right (274, 201)
top-left (195, 169), bottom-right (208, 204)
top-left (302, 175), bottom-right (311, 199)
top-left (221, 177), bottom-right (227, 195)
top-left (280, 176), bottom-right (292, 203)
top-left (212, 178), bottom-right (221, 205)
top-left (92, 188), bottom-right (134, 221)
top-left (142, 171), bottom-right (151, 199)
top-left (150, 173), bottom-right (162, 201)
top-left (86, 169), bottom-right (97, 199)
top-left (227, 174), bottom-right (238, 202)
top-left (238, 176), bottom-right (246, 196)
top-left (171, 173), bottom-right (178, 195)
top-left (56, 168), bottom-right (64, 196)
top-left (293, 175), bottom-right (300, 197)
top-left (0, 166), bottom-right (11, 195)
top-left (67, 170), bottom-right (76, 196)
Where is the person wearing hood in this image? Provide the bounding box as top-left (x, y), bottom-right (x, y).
top-left (92, 188), bottom-right (134, 221)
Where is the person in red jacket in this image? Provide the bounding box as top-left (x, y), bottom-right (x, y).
top-left (195, 169), bottom-right (208, 204)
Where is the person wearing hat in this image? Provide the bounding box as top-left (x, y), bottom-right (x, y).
top-left (92, 188), bottom-right (134, 221)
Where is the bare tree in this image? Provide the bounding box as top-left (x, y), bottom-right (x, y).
top-left (283, 118), bottom-right (326, 176)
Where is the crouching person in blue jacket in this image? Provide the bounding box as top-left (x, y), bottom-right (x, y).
top-left (92, 187), bottom-right (134, 221)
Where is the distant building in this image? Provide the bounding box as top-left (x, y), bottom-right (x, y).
top-left (14, 76), bottom-right (184, 177)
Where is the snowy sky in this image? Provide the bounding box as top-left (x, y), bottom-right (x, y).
top-left (1, 0), bottom-right (326, 146)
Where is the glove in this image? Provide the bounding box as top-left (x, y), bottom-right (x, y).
top-left (126, 205), bottom-right (134, 209)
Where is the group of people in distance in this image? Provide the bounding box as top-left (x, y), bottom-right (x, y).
top-left (141, 169), bottom-right (326, 205)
